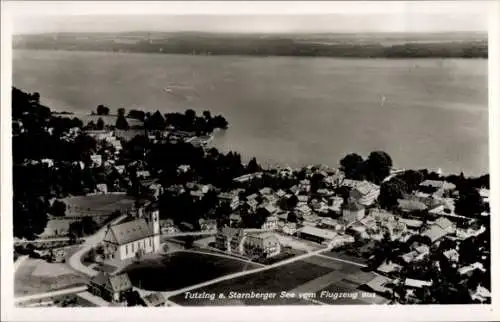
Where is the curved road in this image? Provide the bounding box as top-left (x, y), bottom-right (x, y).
top-left (67, 214), bottom-right (127, 277)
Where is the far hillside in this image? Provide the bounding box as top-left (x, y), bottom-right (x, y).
top-left (13, 31), bottom-right (488, 58)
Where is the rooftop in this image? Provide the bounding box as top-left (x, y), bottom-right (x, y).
top-left (107, 218), bottom-right (154, 245)
top-left (298, 226), bottom-right (337, 240)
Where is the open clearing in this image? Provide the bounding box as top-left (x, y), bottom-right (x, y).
top-left (126, 251), bottom-right (260, 292)
top-left (15, 258), bottom-right (88, 296)
top-left (62, 194), bottom-right (135, 217)
top-left (170, 253), bottom-right (383, 306)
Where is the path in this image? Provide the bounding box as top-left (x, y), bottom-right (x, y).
top-left (315, 254), bottom-right (367, 268)
top-left (15, 237), bottom-right (85, 244)
top-left (183, 249), bottom-right (265, 267)
top-left (67, 214), bottom-right (127, 277)
top-left (14, 286), bottom-right (87, 304)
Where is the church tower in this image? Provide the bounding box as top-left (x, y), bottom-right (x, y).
top-left (150, 208), bottom-right (161, 252)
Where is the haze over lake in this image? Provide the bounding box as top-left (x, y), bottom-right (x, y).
top-left (13, 49), bottom-right (488, 176)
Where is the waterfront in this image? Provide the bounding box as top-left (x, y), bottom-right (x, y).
top-left (13, 50), bottom-right (488, 176)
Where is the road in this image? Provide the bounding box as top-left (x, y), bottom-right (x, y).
top-left (14, 286), bottom-right (87, 304)
top-left (67, 214), bottom-right (128, 277)
top-left (15, 237), bottom-right (86, 244)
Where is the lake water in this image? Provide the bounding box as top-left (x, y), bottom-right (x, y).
top-left (13, 50), bottom-right (488, 176)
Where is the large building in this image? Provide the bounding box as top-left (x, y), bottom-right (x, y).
top-left (342, 202), bottom-right (365, 225)
top-left (102, 206), bottom-right (161, 261)
top-left (244, 232), bottom-right (281, 258)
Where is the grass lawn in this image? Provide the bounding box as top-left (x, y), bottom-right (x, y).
top-left (62, 194), bottom-right (135, 217)
top-left (170, 259), bottom-right (333, 306)
top-left (15, 259), bottom-right (88, 297)
top-left (125, 251), bottom-right (260, 292)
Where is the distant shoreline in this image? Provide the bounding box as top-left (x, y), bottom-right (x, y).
top-left (13, 32), bottom-right (488, 59)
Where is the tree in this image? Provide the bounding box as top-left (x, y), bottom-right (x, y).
top-left (202, 110), bottom-right (212, 120)
top-left (116, 114), bottom-right (129, 130)
top-left (340, 153), bottom-right (364, 179)
top-left (247, 157), bottom-right (262, 173)
top-left (96, 117), bottom-right (105, 130)
top-left (117, 108), bottom-right (126, 117)
top-left (185, 109), bottom-right (196, 125)
top-left (365, 151), bottom-right (393, 184)
top-left (146, 111), bottom-right (166, 131)
top-left (96, 105), bottom-right (110, 115)
top-left (51, 200), bottom-right (67, 217)
top-left (378, 178), bottom-right (407, 210)
top-left (455, 187), bottom-right (483, 218)
top-left (398, 170), bottom-right (425, 193)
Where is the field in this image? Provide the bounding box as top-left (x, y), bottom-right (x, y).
top-left (15, 258), bottom-right (88, 296)
top-left (169, 253), bottom-right (385, 306)
top-left (125, 251), bottom-right (260, 292)
top-left (170, 259), bottom-right (334, 306)
top-left (62, 194), bottom-right (135, 217)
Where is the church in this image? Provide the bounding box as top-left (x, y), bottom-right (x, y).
top-left (102, 203), bottom-right (161, 261)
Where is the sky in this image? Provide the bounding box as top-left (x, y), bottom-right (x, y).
top-left (8, 1), bottom-right (492, 34)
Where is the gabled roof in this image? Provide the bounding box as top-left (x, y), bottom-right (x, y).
top-left (90, 272), bottom-right (132, 293)
top-left (421, 225), bottom-right (447, 243)
top-left (108, 218), bottom-right (154, 245)
top-left (405, 278), bottom-right (432, 288)
top-left (434, 217), bottom-right (454, 230)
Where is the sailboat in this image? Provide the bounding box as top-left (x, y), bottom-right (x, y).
top-left (380, 95), bottom-right (387, 107)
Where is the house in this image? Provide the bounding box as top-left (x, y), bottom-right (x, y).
top-left (178, 164), bottom-right (191, 173)
top-left (349, 181), bottom-right (380, 206)
top-left (259, 187), bottom-right (273, 195)
top-left (229, 214), bottom-right (242, 227)
top-left (142, 292), bottom-right (167, 307)
top-left (282, 223), bottom-right (298, 235)
top-left (86, 130), bottom-right (113, 141)
top-left (342, 202), bottom-right (365, 225)
top-left (349, 222), bottom-right (370, 239)
top-left (233, 173), bottom-right (262, 183)
top-left (244, 232), bottom-right (281, 258)
top-left (261, 215), bottom-right (279, 231)
top-left (470, 285), bottom-right (491, 303)
top-left (456, 225), bottom-right (486, 240)
top-left (289, 185), bottom-right (300, 195)
top-left (434, 217), bottom-right (456, 234)
top-left (115, 165), bottom-right (125, 174)
top-left (215, 227), bottom-right (245, 253)
top-left (458, 262), bottom-right (486, 276)
top-left (198, 219), bottom-right (217, 231)
top-left (398, 218), bottom-right (424, 231)
top-left (362, 275), bottom-right (394, 296)
top-left (276, 189), bottom-right (287, 198)
top-left (404, 278), bottom-right (433, 288)
top-left (296, 204), bottom-right (312, 217)
top-left (327, 196), bottom-right (344, 214)
top-left (297, 195), bottom-right (309, 203)
top-left (297, 226), bottom-right (337, 244)
top-left (478, 188), bottom-right (489, 204)
top-left (377, 261), bottom-right (402, 276)
top-left (246, 199), bottom-right (259, 212)
top-left (382, 220), bottom-right (407, 241)
top-left (218, 192), bottom-right (240, 210)
top-left (88, 272), bottom-right (132, 303)
top-left (160, 219), bottom-right (176, 234)
top-left (190, 190), bottom-right (205, 200)
top-left (421, 224), bottom-right (448, 243)
top-left (329, 234), bottom-right (355, 248)
top-left (96, 183), bottom-right (108, 194)
top-left (102, 208), bottom-right (161, 261)
top-left (419, 180), bottom-right (456, 194)
top-left (136, 170), bottom-right (151, 179)
top-left (397, 199), bottom-right (428, 213)
top-left (90, 154), bottom-right (103, 167)
top-left (443, 249), bottom-right (460, 262)
top-left (41, 158), bottom-right (55, 168)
